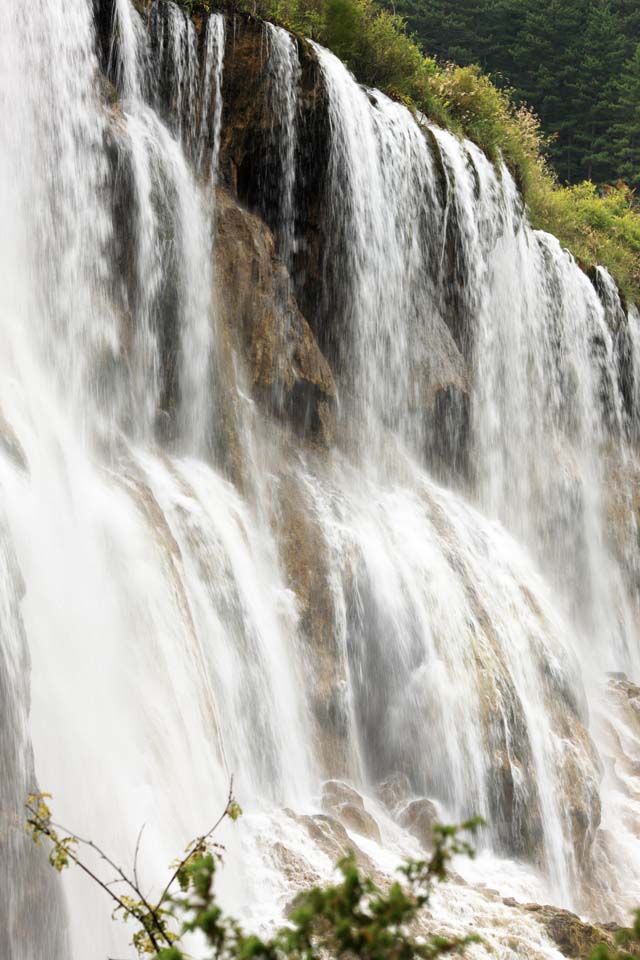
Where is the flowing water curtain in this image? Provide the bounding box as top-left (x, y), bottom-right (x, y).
top-left (0, 0), bottom-right (117, 445)
top-left (309, 39), bottom-right (640, 910)
top-left (110, 0), bottom-right (216, 451)
top-left (198, 13), bottom-right (226, 182)
top-left (311, 44), bottom-right (446, 453)
top-left (0, 513), bottom-right (69, 960)
top-left (264, 23), bottom-right (301, 267)
top-left (150, 0), bottom-right (199, 151)
top-left (0, 2), bottom-right (308, 956)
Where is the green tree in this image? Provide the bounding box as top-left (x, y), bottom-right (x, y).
top-left (613, 43), bottom-right (640, 188)
top-left (573, 0), bottom-right (626, 182)
top-left (383, 0), bottom-right (640, 186)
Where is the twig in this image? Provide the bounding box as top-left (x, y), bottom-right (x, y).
top-left (157, 775), bottom-right (235, 907)
top-left (50, 819), bottom-right (168, 949)
top-left (133, 823), bottom-right (146, 893)
top-left (26, 806), bottom-right (142, 924)
top-left (27, 780), bottom-right (235, 954)
top-left (26, 805), bottom-right (166, 952)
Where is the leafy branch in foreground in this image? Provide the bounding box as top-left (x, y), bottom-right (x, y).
top-left (26, 787), bottom-right (483, 959)
top-left (26, 781), bottom-right (241, 956)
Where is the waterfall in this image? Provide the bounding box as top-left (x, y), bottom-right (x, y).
top-left (198, 14), bottom-right (226, 180)
top-left (264, 23), bottom-right (300, 265)
top-left (2, 0), bottom-right (640, 955)
top-left (312, 44), bottom-right (445, 450)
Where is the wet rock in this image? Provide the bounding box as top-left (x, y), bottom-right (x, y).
top-left (397, 798), bottom-right (438, 851)
top-left (332, 802), bottom-right (382, 843)
top-left (503, 900), bottom-right (630, 958)
top-left (472, 612), bottom-right (546, 861)
top-left (274, 473), bottom-right (351, 775)
top-left (412, 313), bottom-right (471, 483)
top-left (606, 459), bottom-right (640, 584)
top-left (323, 780), bottom-right (363, 807)
top-left (608, 674), bottom-right (640, 732)
top-left (216, 18), bottom-right (473, 478)
top-left (376, 772), bottom-right (412, 811)
top-left (215, 188), bottom-right (336, 446)
top-left (321, 780), bottom-right (381, 843)
top-left (598, 674), bottom-right (640, 801)
top-left (270, 840), bottom-right (323, 891)
top-left (217, 17), bottom-right (327, 262)
top-left (555, 719), bottom-right (602, 870)
top-left (287, 809), bottom-right (376, 874)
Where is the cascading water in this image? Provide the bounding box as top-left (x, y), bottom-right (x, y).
top-left (264, 24), bottom-right (300, 266)
top-left (2, 0), bottom-right (640, 956)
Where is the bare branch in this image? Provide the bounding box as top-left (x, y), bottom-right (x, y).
top-left (26, 805), bottom-right (167, 952)
top-left (157, 775), bottom-right (235, 908)
top-left (133, 823), bottom-right (146, 893)
top-left (26, 806), bottom-right (139, 921)
top-left (43, 814), bottom-right (172, 949)
top-left (26, 779), bottom-right (236, 954)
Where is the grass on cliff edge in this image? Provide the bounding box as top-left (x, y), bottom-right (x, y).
top-left (178, 0), bottom-right (640, 304)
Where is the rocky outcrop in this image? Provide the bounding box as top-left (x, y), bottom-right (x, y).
top-left (217, 16), bottom-right (472, 468)
top-left (375, 775), bottom-right (438, 851)
top-left (214, 189), bottom-right (336, 446)
top-left (503, 899), bottom-right (639, 959)
top-left (285, 808), bottom-right (377, 876)
top-left (89, 3), bottom-right (638, 925)
top-left (376, 772), bottom-right (413, 811)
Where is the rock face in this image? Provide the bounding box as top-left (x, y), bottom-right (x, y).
top-left (376, 772), bottom-right (413, 811)
top-left (89, 0), bottom-right (639, 934)
top-left (274, 473), bottom-right (353, 775)
top-left (214, 188), bottom-right (336, 446)
top-left (216, 15), bottom-right (472, 471)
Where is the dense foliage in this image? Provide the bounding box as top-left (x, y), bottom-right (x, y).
top-left (381, 0), bottom-right (640, 189)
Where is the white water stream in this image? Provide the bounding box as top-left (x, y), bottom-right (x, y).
top-left (1, 1), bottom-right (640, 957)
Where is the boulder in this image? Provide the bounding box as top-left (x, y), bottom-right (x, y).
top-left (287, 809), bottom-right (375, 874)
top-left (321, 780), bottom-right (381, 843)
top-left (397, 798), bottom-right (439, 851)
